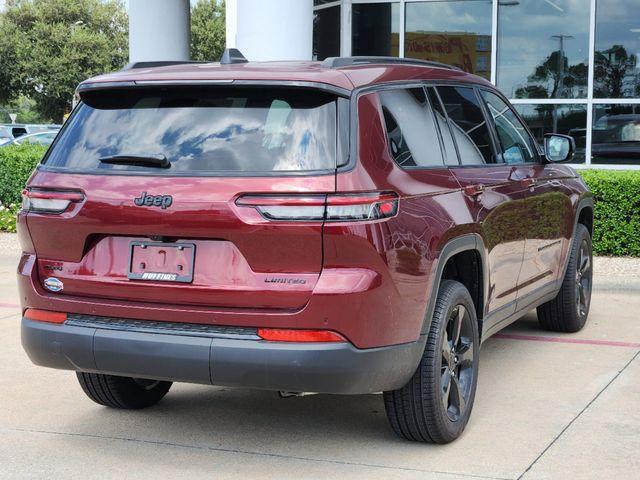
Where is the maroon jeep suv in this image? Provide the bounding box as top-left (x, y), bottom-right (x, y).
top-left (18, 53), bottom-right (593, 443)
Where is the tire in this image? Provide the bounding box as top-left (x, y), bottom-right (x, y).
top-left (76, 372), bottom-right (172, 409)
top-left (384, 280), bottom-right (479, 443)
top-left (537, 224), bottom-right (593, 333)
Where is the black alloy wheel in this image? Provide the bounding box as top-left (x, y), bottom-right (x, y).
top-left (441, 304), bottom-right (475, 422)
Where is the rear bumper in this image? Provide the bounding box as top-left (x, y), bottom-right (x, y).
top-left (21, 317), bottom-right (425, 395)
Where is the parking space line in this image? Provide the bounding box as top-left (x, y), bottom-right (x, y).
top-left (517, 350), bottom-right (640, 479)
top-left (0, 302), bottom-right (19, 309)
top-left (494, 333), bottom-right (640, 349)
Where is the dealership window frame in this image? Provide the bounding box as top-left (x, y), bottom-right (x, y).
top-left (312, 0), bottom-right (640, 170)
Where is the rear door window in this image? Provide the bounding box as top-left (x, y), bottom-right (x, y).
top-left (43, 87), bottom-right (338, 174)
top-left (378, 87), bottom-right (444, 168)
top-left (426, 87), bottom-right (459, 165)
top-left (436, 86), bottom-right (495, 165)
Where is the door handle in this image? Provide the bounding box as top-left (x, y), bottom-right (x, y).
top-left (521, 177), bottom-right (536, 188)
top-left (464, 184), bottom-right (485, 197)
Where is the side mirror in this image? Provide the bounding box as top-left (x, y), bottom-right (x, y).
top-left (544, 134), bottom-right (575, 163)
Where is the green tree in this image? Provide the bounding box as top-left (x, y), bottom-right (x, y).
top-left (0, 0), bottom-right (128, 122)
top-left (191, 0), bottom-right (226, 62)
top-left (528, 50), bottom-right (588, 98)
top-left (594, 45), bottom-right (636, 98)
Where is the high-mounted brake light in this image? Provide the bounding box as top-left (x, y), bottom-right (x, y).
top-left (236, 192), bottom-right (398, 222)
top-left (257, 328), bottom-right (347, 343)
top-left (22, 189), bottom-right (84, 214)
top-left (24, 308), bottom-right (67, 324)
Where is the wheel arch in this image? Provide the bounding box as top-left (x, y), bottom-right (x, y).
top-left (577, 201), bottom-right (594, 236)
top-left (559, 196), bottom-right (595, 281)
top-left (420, 234), bottom-right (489, 339)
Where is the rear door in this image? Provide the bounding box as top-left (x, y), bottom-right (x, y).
top-left (24, 85), bottom-right (340, 311)
top-left (435, 85), bottom-right (525, 319)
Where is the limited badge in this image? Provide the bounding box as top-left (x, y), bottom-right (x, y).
top-left (44, 277), bottom-right (64, 292)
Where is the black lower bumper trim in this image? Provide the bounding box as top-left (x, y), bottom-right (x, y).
top-left (21, 318), bottom-right (425, 395)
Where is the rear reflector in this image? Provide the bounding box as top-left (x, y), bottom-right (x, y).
top-left (237, 191), bottom-right (398, 222)
top-left (22, 189), bottom-right (84, 214)
top-left (24, 308), bottom-right (67, 324)
top-left (257, 328), bottom-right (347, 343)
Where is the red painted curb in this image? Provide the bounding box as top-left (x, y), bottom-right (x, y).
top-left (494, 333), bottom-right (640, 349)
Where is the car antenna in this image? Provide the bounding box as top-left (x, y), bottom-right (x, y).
top-left (220, 48), bottom-right (248, 65)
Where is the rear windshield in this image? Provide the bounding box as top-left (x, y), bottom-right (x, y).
top-left (43, 87), bottom-right (338, 174)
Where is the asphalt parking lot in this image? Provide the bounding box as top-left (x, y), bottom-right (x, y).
top-left (1, 233), bottom-right (639, 480)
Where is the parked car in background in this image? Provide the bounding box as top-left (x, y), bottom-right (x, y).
top-left (0, 126), bottom-right (12, 144)
top-left (0, 131), bottom-right (58, 147)
top-left (591, 113), bottom-right (640, 164)
top-left (0, 123), bottom-right (61, 139)
top-left (18, 53), bottom-right (593, 444)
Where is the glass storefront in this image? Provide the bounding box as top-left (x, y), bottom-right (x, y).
top-left (594, 0), bottom-right (640, 98)
top-left (514, 104), bottom-right (588, 163)
top-left (592, 104), bottom-right (640, 164)
top-left (352, 3), bottom-right (400, 57)
top-left (313, 3), bottom-right (341, 60)
top-left (405, 1), bottom-right (492, 80)
top-left (312, 0), bottom-right (640, 167)
top-left (497, 0), bottom-right (589, 99)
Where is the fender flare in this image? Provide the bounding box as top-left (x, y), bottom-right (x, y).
top-left (420, 234), bottom-right (489, 336)
top-left (558, 195), bottom-right (594, 282)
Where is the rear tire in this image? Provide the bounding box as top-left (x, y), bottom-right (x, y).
top-left (537, 224), bottom-right (593, 333)
top-left (383, 280), bottom-right (479, 443)
top-left (76, 372), bottom-right (171, 409)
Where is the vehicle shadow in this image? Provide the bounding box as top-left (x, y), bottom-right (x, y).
top-left (59, 317), bottom-right (537, 460)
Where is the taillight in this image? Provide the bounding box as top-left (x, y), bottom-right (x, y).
top-left (257, 328), bottom-right (346, 343)
top-left (22, 189), bottom-right (84, 214)
top-left (236, 191), bottom-right (398, 222)
top-left (236, 195), bottom-right (326, 221)
top-left (24, 308), bottom-right (67, 324)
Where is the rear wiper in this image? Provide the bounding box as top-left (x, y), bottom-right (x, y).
top-left (99, 154), bottom-right (170, 169)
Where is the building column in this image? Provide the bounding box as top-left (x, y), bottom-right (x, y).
top-left (129, 0), bottom-right (191, 63)
top-left (226, 0), bottom-right (313, 61)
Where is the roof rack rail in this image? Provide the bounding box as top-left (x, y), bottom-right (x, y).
top-left (123, 60), bottom-right (207, 70)
top-left (320, 56), bottom-right (461, 71)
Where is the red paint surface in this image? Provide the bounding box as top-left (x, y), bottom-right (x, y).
top-left (16, 60), bottom-right (590, 348)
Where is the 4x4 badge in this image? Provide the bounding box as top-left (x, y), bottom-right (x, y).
top-left (134, 192), bottom-right (173, 209)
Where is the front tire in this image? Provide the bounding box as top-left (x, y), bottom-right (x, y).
top-left (537, 224), bottom-right (593, 333)
top-left (76, 372), bottom-right (172, 409)
top-left (384, 280), bottom-right (479, 443)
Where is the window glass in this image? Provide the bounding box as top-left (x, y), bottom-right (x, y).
top-left (497, 0), bottom-right (589, 99)
top-left (591, 104), bottom-right (640, 165)
top-left (313, 5), bottom-right (340, 60)
top-left (427, 88), bottom-right (459, 165)
top-left (379, 88), bottom-right (444, 168)
top-left (352, 3), bottom-right (399, 57)
top-left (437, 86), bottom-right (494, 165)
top-left (594, 0), bottom-right (640, 98)
top-left (513, 104), bottom-right (587, 163)
top-left (481, 91), bottom-right (538, 164)
top-left (405, 1), bottom-right (492, 80)
top-left (44, 87), bottom-right (337, 174)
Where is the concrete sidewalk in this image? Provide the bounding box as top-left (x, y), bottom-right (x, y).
top-left (0, 233), bottom-right (638, 480)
